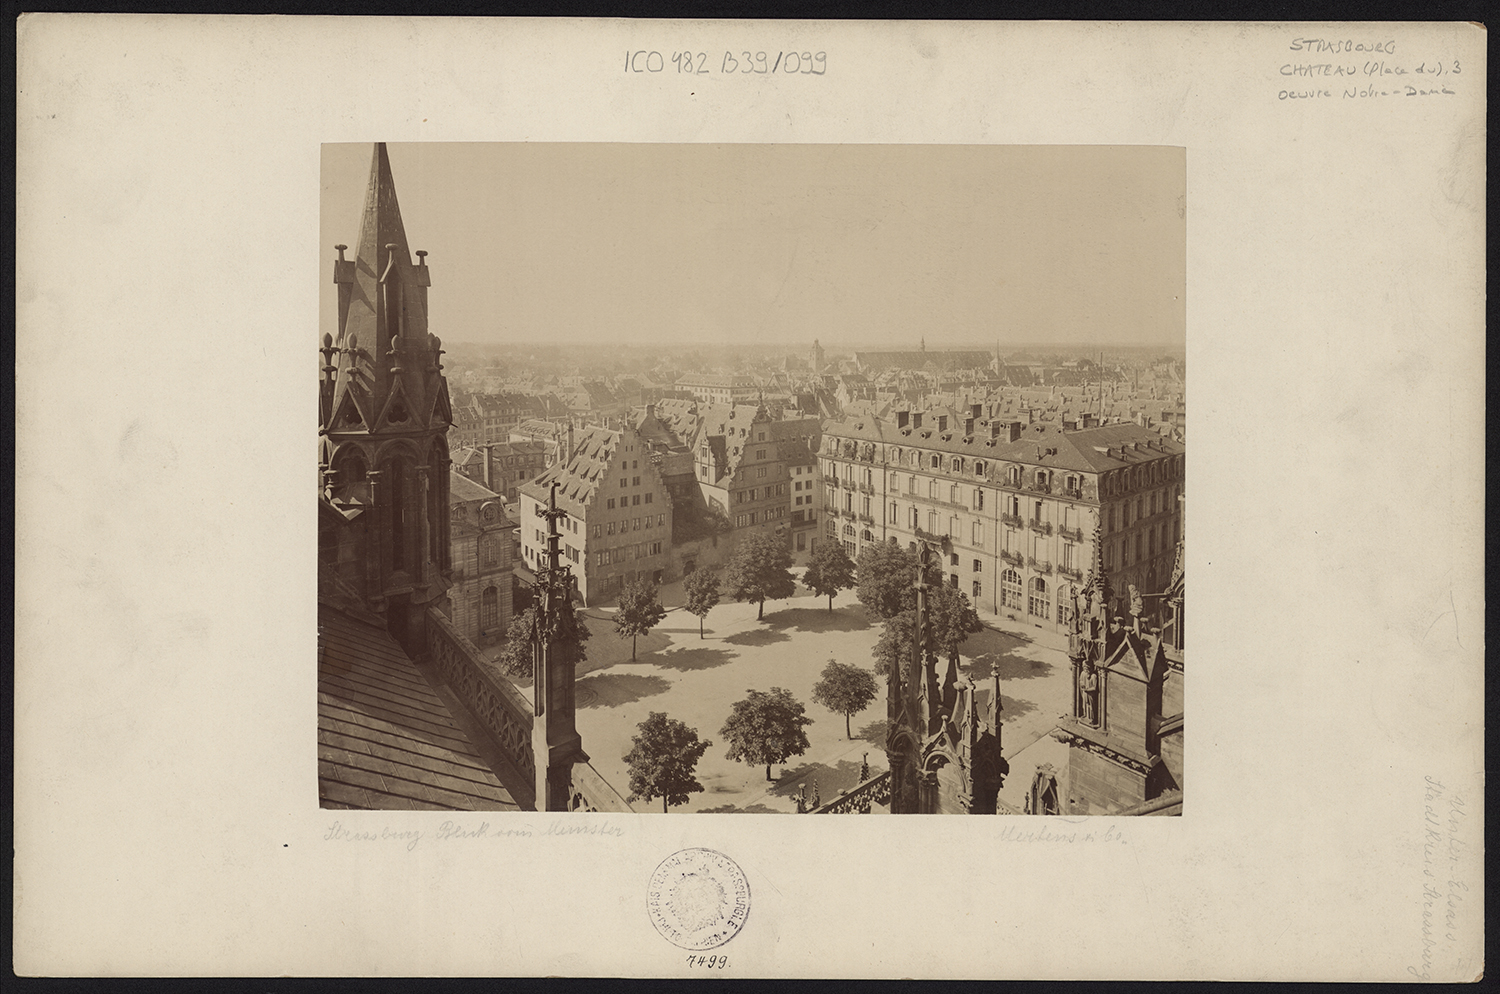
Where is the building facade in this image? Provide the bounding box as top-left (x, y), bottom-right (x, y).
top-left (675, 373), bottom-right (758, 406)
top-left (446, 471), bottom-right (519, 644)
top-left (517, 423), bottom-right (674, 607)
top-left (692, 403), bottom-right (821, 555)
top-left (819, 409), bottom-right (1183, 634)
top-left (452, 440), bottom-right (550, 501)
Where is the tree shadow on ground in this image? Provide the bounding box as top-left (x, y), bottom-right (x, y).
top-left (574, 672), bottom-right (670, 709)
top-left (770, 758), bottom-right (869, 802)
top-left (696, 802), bottom-right (784, 814)
top-left (962, 628), bottom-right (1056, 683)
top-left (764, 607), bottom-right (872, 634)
top-left (721, 627), bottom-right (792, 647)
top-left (854, 718), bottom-right (888, 747)
top-left (994, 692), bottom-right (1039, 722)
top-left (652, 646), bottom-right (736, 672)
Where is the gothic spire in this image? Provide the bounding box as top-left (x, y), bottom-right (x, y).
top-left (325, 143), bottom-right (448, 439)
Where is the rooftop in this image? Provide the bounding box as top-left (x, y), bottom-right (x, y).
top-left (318, 605), bottom-right (526, 811)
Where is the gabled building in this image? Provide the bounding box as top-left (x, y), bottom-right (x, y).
top-left (517, 423), bottom-right (673, 606)
top-left (691, 403), bottom-right (821, 554)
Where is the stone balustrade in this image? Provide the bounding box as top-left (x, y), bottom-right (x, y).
top-left (812, 770), bottom-right (892, 814)
top-left (425, 607), bottom-right (634, 813)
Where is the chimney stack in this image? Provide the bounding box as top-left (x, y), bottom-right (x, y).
top-left (482, 443), bottom-right (496, 491)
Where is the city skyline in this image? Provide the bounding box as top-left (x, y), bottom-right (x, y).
top-left (321, 143), bottom-right (1185, 351)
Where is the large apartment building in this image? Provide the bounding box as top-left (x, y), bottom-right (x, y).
top-left (820, 407), bottom-right (1183, 634)
top-left (675, 373), bottom-right (758, 407)
top-left (517, 423), bottom-right (673, 607)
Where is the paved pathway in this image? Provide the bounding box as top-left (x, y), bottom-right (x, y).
top-left (490, 571), bottom-right (1076, 814)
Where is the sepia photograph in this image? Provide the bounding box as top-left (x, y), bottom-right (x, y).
top-left (318, 141), bottom-right (1186, 817)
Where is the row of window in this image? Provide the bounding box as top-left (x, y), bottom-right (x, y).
top-left (605, 492), bottom-right (653, 510)
top-left (593, 513), bottom-right (666, 537)
top-left (735, 506), bottom-right (789, 527)
top-left (594, 541), bottom-right (664, 567)
top-left (734, 483), bottom-right (787, 504)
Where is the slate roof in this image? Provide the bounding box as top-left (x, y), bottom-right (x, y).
top-left (318, 604), bottom-right (525, 811)
top-left (450, 471), bottom-right (501, 505)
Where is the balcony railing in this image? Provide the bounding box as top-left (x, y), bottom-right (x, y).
top-left (857, 513), bottom-right (875, 525)
top-left (857, 482), bottom-right (876, 494)
top-left (812, 770), bottom-right (892, 814)
top-left (1028, 481), bottom-right (1052, 494)
top-left (1029, 519), bottom-right (1053, 535)
top-left (999, 550), bottom-right (1024, 566)
top-left (1058, 525), bottom-right (1084, 542)
top-left (1027, 557), bottom-right (1053, 574)
top-left (1000, 513), bottom-right (1024, 528)
top-left (828, 476), bottom-right (842, 488)
top-left (1058, 564), bottom-right (1083, 580)
top-left (1062, 487), bottom-right (1084, 501)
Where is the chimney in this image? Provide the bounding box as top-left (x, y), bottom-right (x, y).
top-left (1025, 407), bottom-right (1035, 425)
top-left (482, 443), bottom-right (496, 490)
top-left (645, 402), bottom-right (656, 422)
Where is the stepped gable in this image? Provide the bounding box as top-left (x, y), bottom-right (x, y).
top-left (517, 424), bottom-right (618, 517)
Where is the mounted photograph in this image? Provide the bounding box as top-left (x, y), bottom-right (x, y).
top-left (317, 142), bottom-right (1186, 817)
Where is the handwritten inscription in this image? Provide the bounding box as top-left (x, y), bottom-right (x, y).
top-left (1408, 777), bottom-right (1470, 980)
top-left (321, 819), bottom-right (624, 851)
top-left (1277, 37), bottom-right (1460, 101)
top-left (625, 50), bottom-right (827, 76)
top-left (995, 822), bottom-right (1128, 844)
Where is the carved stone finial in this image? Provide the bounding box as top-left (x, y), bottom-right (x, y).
top-left (334, 244), bottom-right (347, 261)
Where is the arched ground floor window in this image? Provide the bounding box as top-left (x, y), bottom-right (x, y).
top-left (1001, 568), bottom-right (1022, 610)
top-left (1028, 576), bottom-right (1049, 619)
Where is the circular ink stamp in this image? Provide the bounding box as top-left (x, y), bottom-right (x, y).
top-left (646, 848), bottom-right (751, 950)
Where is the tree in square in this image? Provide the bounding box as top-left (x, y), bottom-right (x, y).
top-left (720, 687), bottom-right (813, 781)
top-left (682, 567), bottom-right (722, 639)
top-left (802, 539), bottom-right (856, 611)
top-left (614, 577), bottom-right (667, 661)
top-left (871, 582), bottom-right (984, 678)
top-left (496, 601), bottom-right (591, 678)
top-left (854, 540), bottom-right (938, 621)
top-left (810, 658), bottom-right (880, 739)
top-left (623, 712), bottom-right (712, 813)
top-left (723, 531), bottom-right (796, 620)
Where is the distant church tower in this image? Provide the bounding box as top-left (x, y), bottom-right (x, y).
top-left (319, 143), bottom-right (454, 655)
top-left (811, 338), bottom-right (825, 374)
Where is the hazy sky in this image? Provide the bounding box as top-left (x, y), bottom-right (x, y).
top-left (320, 143), bottom-right (1184, 351)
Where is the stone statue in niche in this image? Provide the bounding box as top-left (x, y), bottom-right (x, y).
top-left (1081, 662), bottom-right (1099, 726)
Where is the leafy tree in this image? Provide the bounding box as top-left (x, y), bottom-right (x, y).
top-left (723, 531), bottom-right (796, 620)
top-left (871, 583), bottom-right (984, 678)
top-left (614, 578), bottom-right (667, 660)
top-left (720, 687), bottom-right (813, 781)
top-left (810, 658), bottom-right (880, 739)
top-left (856, 541), bottom-right (927, 620)
top-left (623, 712), bottom-right (712, 813)
top-left (802, 540), bottom-right (857, 611)
top-left (496, 600), bottom-right (592, 678)
top-left (683, 568), bottom-right (722, 639)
